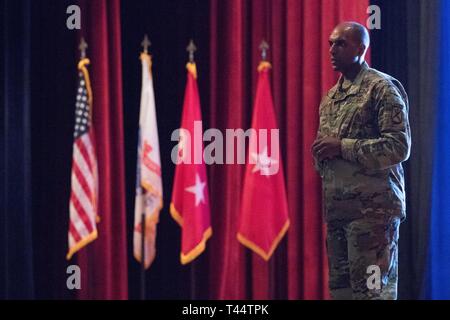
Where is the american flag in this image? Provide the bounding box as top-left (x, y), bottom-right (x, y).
top-left (66, 59), bottom-right (98, 260)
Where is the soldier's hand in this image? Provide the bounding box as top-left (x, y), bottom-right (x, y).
top-left (312, 136), bottom-right (342, 161)
top-left (311, 132), bottom-right (324, 158)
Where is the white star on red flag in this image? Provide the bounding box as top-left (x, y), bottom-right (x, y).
top-left (185, 173), bottom-right (206, 206)
top-left (251, 147), bottom-right (278, 176)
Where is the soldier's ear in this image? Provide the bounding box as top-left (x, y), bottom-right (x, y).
top-left (358, 44), bottom-right (367, 58)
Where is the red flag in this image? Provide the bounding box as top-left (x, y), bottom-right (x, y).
top-left (237, 61), bottom-right (290, 261)
top-left (67, 57), bottom-right (99, 260)
top-left (170, 62), bottom-right (212, 265)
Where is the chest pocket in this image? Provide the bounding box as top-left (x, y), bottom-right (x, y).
top-left (335, 95), bottom-right (378, 139)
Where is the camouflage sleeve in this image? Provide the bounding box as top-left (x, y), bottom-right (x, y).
top-left (340, 82), bottom-right (411, 169)
top-left (313, 98), bottom-right (327, 175)
top-left (313, 132), bottom-right (323, 175)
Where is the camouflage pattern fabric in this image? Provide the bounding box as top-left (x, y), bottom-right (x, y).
top-left (326, 216), bottom-right (400, 300)
top-left (314, 62), bottom-right (411, 222)
top-left (314, 62), bottom-right (411, 299)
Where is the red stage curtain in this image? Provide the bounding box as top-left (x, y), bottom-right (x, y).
top-left (76, 0), bottom-right (128, 299)
top-left (209, 0), bottom-right (369, 299)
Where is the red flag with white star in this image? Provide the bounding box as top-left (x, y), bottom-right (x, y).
top-left (237, 61), bottom-right (290, 261)
top-left (170, 62), bottom-right (212, 265)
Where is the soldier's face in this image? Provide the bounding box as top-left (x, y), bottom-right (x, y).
top-left (328, 27), bottom-right (361, 72)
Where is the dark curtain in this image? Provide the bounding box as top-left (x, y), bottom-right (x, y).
top-left (30, 0), bottom-right (78, 300)
top-left (370, 0), bottom-right (440, 299)
top-left (1, 0), bottom-right (35, 299)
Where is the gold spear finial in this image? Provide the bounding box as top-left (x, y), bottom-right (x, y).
top-left (186, 39), bottom-right (197, 63)
top-left (79, 37), bottom-right (88, 59)
top-left (259, 40), bottom-right (269, 61)
top-left (141, 34), bottom-right (151, 54)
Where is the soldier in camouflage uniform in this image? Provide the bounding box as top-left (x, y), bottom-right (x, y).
top-left (312, 22), bottom-right (411, 299)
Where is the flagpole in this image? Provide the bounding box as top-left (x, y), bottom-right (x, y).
top-left (139, 35), bottom-right (151, 301)
top-left (190, 260), bottom-right (197, 299)
top-left (186, 38), bottom-right (198, 300)
top-left (140, 212), bottom-right (146, 300)
top-left (79, 37), bottom-right (87, 59)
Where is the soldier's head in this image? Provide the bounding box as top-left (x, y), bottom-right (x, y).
top-left (329, 22), bottom-right (370, 73)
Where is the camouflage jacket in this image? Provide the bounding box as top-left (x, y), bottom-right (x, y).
top-left (314, 62), bottom-right (411, 222)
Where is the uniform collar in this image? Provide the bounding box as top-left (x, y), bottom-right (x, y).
top-left (327, 61), bottom-right (369, 100)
